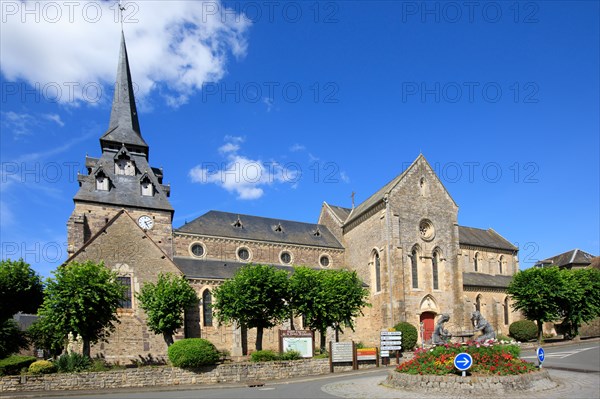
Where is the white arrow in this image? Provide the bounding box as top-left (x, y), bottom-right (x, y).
top-left (456, 358), bottom-right (470, 366)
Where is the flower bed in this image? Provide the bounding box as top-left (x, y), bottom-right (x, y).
top-left (396, 340), bottom-right (538, 376)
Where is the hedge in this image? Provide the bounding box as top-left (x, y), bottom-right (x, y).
top-left (0, 355), bottom-right (37, 376)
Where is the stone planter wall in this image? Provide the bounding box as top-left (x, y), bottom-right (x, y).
top-left (384, 369), bottom-right (556, 394)
top-left (0, 359), bottom-right (372, 393)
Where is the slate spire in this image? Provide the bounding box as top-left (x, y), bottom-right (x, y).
top-left (100, 31), bottom-right (149, 155)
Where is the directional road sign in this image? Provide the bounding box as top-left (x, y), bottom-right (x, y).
top-left (453, 352), bottom-right (473, 371)
top-left (536, 347), bottom-right (545, 366)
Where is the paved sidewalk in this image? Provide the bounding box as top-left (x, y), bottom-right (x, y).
top-left (322, 369), bottom-right (600, 399)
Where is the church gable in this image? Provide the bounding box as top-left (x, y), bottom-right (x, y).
top-left (67, 210), bottom-right (181, 279)
top-left (389, 154), bottom-right (457, 211)
top-left (317, 202), bottom-right (351, 244)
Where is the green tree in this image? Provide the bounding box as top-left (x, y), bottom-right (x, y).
top-left (0, 319), bottom-right (29, 358)
top-left (0, 259), bottom-right (44, 323)
top-left (37, 261), bottom-right (124, 358)
top-left (27, 318), bottom-right (66, 357)
top-left (290, 267), bottom-right (370, 351)
top-left (507, 266), bottom-right (568, 342)
top-left (213, 264), bottom-right (289, 351)
top-left (136, 273), bottom-right (198, 347)
top-left (560, 268), bottom-right (600, 338)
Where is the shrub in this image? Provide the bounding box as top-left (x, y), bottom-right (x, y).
top-left (28, 360), bottom-right (57, 374)
top-left (55, 352), bottom-right (91, 373)
top-left (88, 359), bottom-right (109, 372)
top-left (393, 322), bottom-right (418, 351)
top-left (168, 338), bottom-right (219, 368)
top-left (250, 350), bottom-right (279, 362)
top-left (279, 350), bottom-right (302, 361)
top-left (509, 320), bottom-right (538, 342)
top-left (0, 356), bottom-right (37, 376)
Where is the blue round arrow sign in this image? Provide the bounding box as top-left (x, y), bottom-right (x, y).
top-left (454, 352), bottom-right (473, 371)
top-left (536, 347), bottom-right (545, 363)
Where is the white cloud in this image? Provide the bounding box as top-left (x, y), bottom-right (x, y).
top-left (189, 136), bottom-right (298, 200)
top-left (290, 143), bottom-right (305, 152)
top-left (1, 1), bottom-right (251, 107)
top-left (1, 111), bottom-right (36, 137)
top-left (218, 142), bottom-right (240, 154)
top-left (43, 113), bottom-right (65, 127)
top-left (0, 201), bottom-right (14, 228)
top-left (263, 97), bottom-right (274, 112)
top-left (340, 171), bottom-right (350, 183)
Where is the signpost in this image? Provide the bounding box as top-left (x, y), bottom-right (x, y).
top-left (380, 330), bottom-right (402, 365)
top-left (536, 347), bottom-right (545, 369)
top-left (453, 352), bottom-right (473, 377)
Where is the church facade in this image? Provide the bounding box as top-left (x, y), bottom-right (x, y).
top-left (66, 34), bottom-right (520, 362)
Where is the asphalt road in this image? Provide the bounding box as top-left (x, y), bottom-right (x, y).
top-left (520, 339), bottom-right (600, 372)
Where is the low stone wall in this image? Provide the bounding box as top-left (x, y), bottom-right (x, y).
top-left (0, 359), bottom-right (367, 393)
top-left (384, 369), bottom-right (556, 394)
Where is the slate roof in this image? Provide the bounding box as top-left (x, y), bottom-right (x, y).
top-left (73, 33), bottom-right (172, 213)
top-left (538, 249), bottom-right (596, 268)
top-left (13, 313), bottom-right (38, 331)
top-left (327, 204), bottom-right (352, 223)
top-left (173, 257), bottom-right (298, 279)
top-left (74, 149), bottom-right (173, 212)
top-left (462, 272), bottom-right (513, 289)
top-left (100, 31), bottom-right (148, 151)
top-left (175, 211), bottom-right (343, 248)
top-left (458, 226), bottom-right (517, 251)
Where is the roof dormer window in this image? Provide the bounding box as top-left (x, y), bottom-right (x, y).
top-left (115, 151), bottom-right (135, 176)
top-left (232, 216), bottom-right (243, 228)
top-left (313, 227), bottom-right (322, 237)
top-left (140, 174), bottom-right (154, 197)
top-left (95, 169), bottom-right (110, 191)
top-left (274, 223), bottom-right (284, 233)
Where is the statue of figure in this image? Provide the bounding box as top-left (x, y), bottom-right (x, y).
top-left (471, 311), bottom-right (496, 342)
top-left (432, 313), bottom-right (452, 345)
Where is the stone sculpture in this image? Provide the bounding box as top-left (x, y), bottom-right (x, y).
top-left (432, 313), bottom-right (452, 345)
top-left (471, 311), bottom-right (496, 342)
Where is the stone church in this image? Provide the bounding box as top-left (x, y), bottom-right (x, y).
top-left (65, 33), bottom-right (520, 362)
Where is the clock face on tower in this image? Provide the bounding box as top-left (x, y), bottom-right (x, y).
top-left (138, 215), bottom-right (154, 230)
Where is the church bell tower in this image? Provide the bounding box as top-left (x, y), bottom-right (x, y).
top-left (67, 32), bottom-right (174, 258)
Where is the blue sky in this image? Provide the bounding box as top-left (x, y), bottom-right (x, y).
top-left (1, 1), bottom-right (598, 278)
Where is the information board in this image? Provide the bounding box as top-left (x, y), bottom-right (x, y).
top-left (279, 330), bottom-right (314, 358)
top-left (356, 348), bottom-right (377, 361)
top-left (331, 342), bottom-right (353, 362)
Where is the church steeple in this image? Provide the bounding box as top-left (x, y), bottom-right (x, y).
top-left (100, 31), bottom-right (149, 156)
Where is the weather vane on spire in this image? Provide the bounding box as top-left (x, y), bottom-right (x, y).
top-left (118, 0), bottom-right (125, 30)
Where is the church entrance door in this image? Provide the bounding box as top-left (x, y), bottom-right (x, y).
top-left (420, 312), bottom-right (435, 342)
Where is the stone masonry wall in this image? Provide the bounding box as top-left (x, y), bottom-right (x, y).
top-left (387, 159), bottom-right (463, 336)
top-left (384, 369), bottom-right (556, 394)
top-left (0, 359), bottom-right (368, 393)
top-left (70, 212), bottom-right (183, 363)
top-left (173, 233), bottom-right (343, 269)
